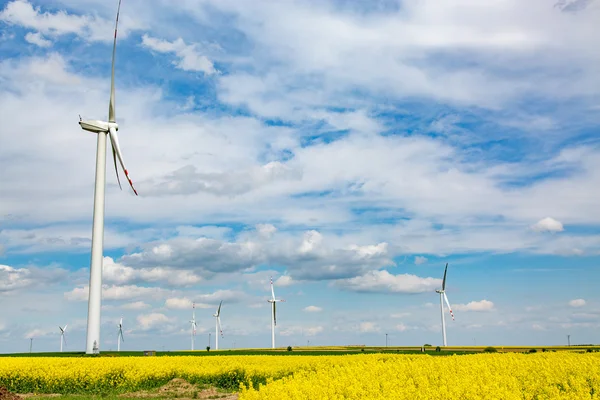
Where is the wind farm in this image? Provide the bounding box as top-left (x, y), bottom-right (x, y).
top-left (0, 0), bottom-right (599, 398)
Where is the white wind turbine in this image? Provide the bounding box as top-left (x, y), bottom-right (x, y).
top-left (78, 0), bottom-right (139, 355)
top-left (190, 302), bottom-right (197, 351)
top-left (435, 263), bottom-right (455, 346)
top-left (59, 324), bottom-right (68, 352)
top-left (117, 317), bottom-right (124, 352)
top-left (213, 301), bottom-right (224, 350)
top-left (267, 277), bottom-right (285, 349)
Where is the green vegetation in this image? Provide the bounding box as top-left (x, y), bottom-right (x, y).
top-left (0, 345), bottom-right (598, 358)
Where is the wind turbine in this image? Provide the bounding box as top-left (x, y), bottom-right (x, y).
top-left (435, 263), bottom-right (455, 346)
top-left (190, 302), bottom-right (197, 351)
top-left (78, 0), bottom-right (138, 355)
top-left (117, 317), bottom-right (124, 352)
top-left (267, 276), bottom-right (285, 349)
top-left (213, 301), bottom-right (224, 350)
top-left (59, 324), bottom-right (68, 352)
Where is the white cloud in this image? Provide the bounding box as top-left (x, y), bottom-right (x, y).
top-left (24, 31), bottom-right (50, 47)
top-left (136, 313), bottom-right (173, 331)
top-left (0, 0), bottom-right (137, 43)
top-left (532, 323), bottom-right (546, 331)
top-left (64, 285), bottom-right (171, 302)
top-left (103, 257), bottom-right (202, 287)
top-left (414, 256), bottom-right (428, 265)
top-left (303, 306), bottom-right (322, 312)
top-left (453, 300), bottom-right (495, 312)
top-left (335, 270), bottom-right (441, 293)
top-left (164, 297), bottom-right (211, 310)
top-left (165, 297), bottom-right (194, 310)
top-left (280, 325), bottom-right (324, 337)
top-left (0, 265), bottom-right (33, 292)
top-left (121, 301), bottom-right (151, 310)
top-left (358, 322), bottom-right (379, 333)
top-left (394, 323), bottom-right (417, 332)
top-left (256, 224), bottom-right (277, 238)
top-left (569, 299), bottom-right (586, 308)
top-left (299, 230), bottom-right (323, 254)
top-left (531, 217), bottom-right (564, 233)
top-left (275, 275), bottom-right (295, 287)
top-left (0, 264), bottom-right (67, 293)
top-left (390, 312), bottom-right (411, 318)
top-left (141, 34), bottom-right (216, 75)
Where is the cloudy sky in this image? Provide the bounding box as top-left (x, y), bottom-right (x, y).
top-left (1, 0), bottom-right (599, 353)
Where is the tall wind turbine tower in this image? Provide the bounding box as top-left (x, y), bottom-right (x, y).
top-left (78, 0), bottom-right (139, 354)
top-left (435, 263), bottom-right (455, 346)
top-left (267, 277), bottom-right (285, 349)
top-left (59, 324), bottom-right (68, 352)
top-left (213, 301), bottom-right (224, 350)
top-left (117, 317), bottom-right (124, 352)
top-left (190, 302), bottom-right (197, 350)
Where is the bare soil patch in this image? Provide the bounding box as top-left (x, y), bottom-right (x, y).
top-left (0, 387), bottom-right (22, 400)
top-left (119, 378), bottom-right (237, 400)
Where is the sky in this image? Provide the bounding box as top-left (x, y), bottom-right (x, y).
top-left (0, 0), bottom-right (599, 353)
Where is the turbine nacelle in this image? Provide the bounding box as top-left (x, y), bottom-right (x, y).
top-left (79, 120), bottom-right (118, 133)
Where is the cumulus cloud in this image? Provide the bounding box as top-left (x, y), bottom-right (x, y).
top-left (395, 323), bottom-right (418, 332)
top-left (0, 264), bottom-right (67, 293)
top-left (121, 301), bottom-right (151, 310)
top-left (119, 228), bottom-right (393, 282)
top-left (303, 306), bottom-right (322, 312)
top-left (0, 0), bottom-right (138, 43)
top-left (414, 256), bottom-right (428, 265)
top-left (141, 34), bottom-right (216, 75)
top-left (280, 325), bottom-right (324, 337)
top-left (453, 300), bottom-right (495, 312)
top-left (65, 285), bottom-right (172, 302)
top-left (531, 217), bottom-right (564, 233)
top-left (358, 322), bottom-right (379, 333)
top-left (164, 290), bottom-right (245, 310)
top-left (137, 313), bottom-right (173, 331)
top-left (335, 270), bottom-right (441, 294)
top-left (569, 299), bottom-right (586, 308)
top-left (164, 297), bottom-right (210, 309)
top-left (103, 257), bottom-right (202, 287)
top-left (24, 31), bottom-right (50, 47)
top-left (275, 275), bottom-right (295, 287)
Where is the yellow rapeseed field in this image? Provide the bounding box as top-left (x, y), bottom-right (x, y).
top-left (1, 353), bottom-right (599, 399)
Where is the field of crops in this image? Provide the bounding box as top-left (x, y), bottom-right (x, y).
top-left (1, 352), bottom-right (599, 399)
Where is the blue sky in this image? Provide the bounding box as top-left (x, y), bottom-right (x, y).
top-left (1, 0), bottom-right (600, 353)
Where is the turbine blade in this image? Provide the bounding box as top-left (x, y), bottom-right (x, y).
top-left (443, 292), bottom-right (455, 321)
top-left (218, 316), bottom-right (223, 337)
top-left (108, 127), bottom-right (138, 195)
top-left (108, 0), bottom-right (122, 123)
top-left (217, 300), bottom-right (222, 316)
top-left (442, 263), bottom-right (448, 291)
top-left (110, 137), bottom-right (123, 190)
top-left (270, 276), bottom-right (275, 300)
top-left (63, 335), bottom-right (67, 347)
top-left (273, 301), bottom-right (277, 326)
top-left (64, 324), bottom-right (67, 331)
top-left (59, 326), bottom-right (63, 333)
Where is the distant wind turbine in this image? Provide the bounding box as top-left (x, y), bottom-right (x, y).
top-left (213, 301), bottom-right (224, 350)
top-left (117, 317), bottom-right (124, 352)
top-left (435, 263), bottom-right (455, 346)
top-left (59, 324), bottom-right (68, 352)
top-left (190, 302), bottom-right (197, 350)
top-left (77, 0), bottom-right (139, 355)
top-left (267, 277), bottom-right (285, 349)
